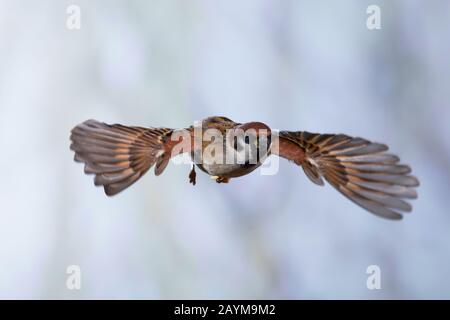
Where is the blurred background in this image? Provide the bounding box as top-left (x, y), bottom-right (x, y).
top-left (0, 0), bottom-right (449, 299)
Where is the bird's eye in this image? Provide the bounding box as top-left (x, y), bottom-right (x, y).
top-left (244, 136), bottom-right (250, 144)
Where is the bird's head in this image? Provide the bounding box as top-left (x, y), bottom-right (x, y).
top-left (229, 122), bottom-right (272, 165)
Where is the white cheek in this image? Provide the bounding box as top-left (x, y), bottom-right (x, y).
top-left (234, 147), bottom-right (246, 163)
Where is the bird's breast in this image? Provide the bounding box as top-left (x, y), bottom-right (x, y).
top-left (191, 138), bottom-right (262, 178)
top-left (196, 162), bottom-right (260, 178)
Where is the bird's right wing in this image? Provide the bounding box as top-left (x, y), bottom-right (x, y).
top-left (70, 120), bottom-right (193, 196)
top-left (271, 131), bottom-right (419, 219)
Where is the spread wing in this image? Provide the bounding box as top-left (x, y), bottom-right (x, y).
top-left (70, 120), bottom-right (192, 196)
top-left (271, 131), bottom-right (419, 219)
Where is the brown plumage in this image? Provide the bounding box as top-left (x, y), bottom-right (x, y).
top-left (272, 131), bottom-right (419, 220)
top-left (70, 120), bottom-right (175, 196)
top-left (70, 116), bottom-right (419, 219)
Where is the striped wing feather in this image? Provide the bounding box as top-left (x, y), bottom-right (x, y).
top-left (276, 131), bottom-right (419, 219)
top-left (70, 120), bottom-right (173, 196)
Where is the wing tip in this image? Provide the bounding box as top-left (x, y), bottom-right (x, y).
top-left (103, 186), bottom-right (118, 197)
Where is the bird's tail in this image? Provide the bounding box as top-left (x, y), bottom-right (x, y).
top-left (70, 120), bottom-right (173, 196)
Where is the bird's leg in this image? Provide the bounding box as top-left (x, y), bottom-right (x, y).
top-left (213, 176), bottom-right (230, 183)
top-left (189, 165), bottom-right (196, 185)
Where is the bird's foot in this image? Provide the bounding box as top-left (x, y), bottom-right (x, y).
top-left (211, 176), bottom-right (230, 183)
top-left (189, 166), bottom-right (196, 185)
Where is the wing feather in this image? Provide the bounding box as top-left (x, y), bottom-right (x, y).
top-left (272, 131), bottom-right (419, 219)
top-left (70, 119), bottom-right (190, 196)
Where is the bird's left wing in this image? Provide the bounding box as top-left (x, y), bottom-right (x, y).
top-left (271, 131), bottom-right (419, 219)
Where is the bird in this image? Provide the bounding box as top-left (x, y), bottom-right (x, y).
top-left (70, 116), bottom-right (419, 220)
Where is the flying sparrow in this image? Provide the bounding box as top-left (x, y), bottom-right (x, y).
top-left (70, 116), bottom-right (419, 219)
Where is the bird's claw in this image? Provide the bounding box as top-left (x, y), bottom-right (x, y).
top-left (212, 176), bottom-right (230, 183)
top-left (189, 166), bottom-right (196, 185)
